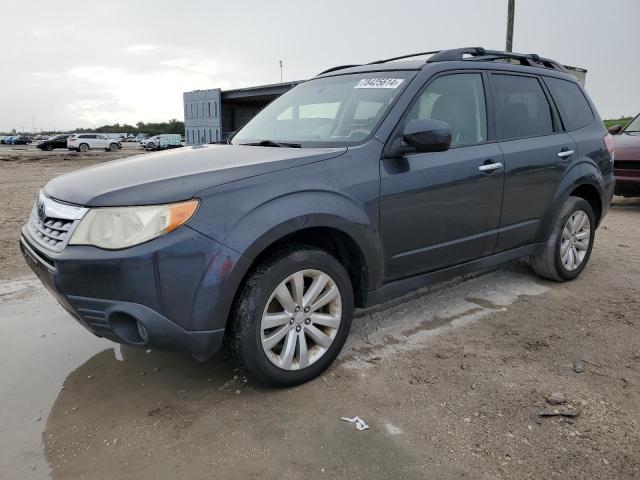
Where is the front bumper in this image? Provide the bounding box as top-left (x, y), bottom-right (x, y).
top-left (20, 224), bottom-right (250, 356)
top-left (613, 168), bottom-right (640, 196)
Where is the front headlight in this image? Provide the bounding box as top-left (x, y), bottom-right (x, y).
top-left (69, 199), bottom-right (199, 249)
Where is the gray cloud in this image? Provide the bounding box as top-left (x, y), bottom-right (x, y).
top-left (1, 0), bottom-right (638, 132)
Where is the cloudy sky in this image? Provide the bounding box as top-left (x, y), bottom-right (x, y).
top-left (1, 0), bottom-right (638, 132)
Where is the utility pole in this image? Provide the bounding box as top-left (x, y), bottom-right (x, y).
top-left (506, 0), bottom-right (515, 52)
top-left (279, 60), bottom-right (283, 83)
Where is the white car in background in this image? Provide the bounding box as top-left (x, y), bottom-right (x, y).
top-left (67, 134), bottom-right (121, 153)
top-left (140, 135), bottom-right (160, 149)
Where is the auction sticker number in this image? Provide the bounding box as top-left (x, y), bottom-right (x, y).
top-left (354, 78), bottom-right (404, 89)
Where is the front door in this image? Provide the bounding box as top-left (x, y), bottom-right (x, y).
top-left (380, 72), bottom-right (504, 281)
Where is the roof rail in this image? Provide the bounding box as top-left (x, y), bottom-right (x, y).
top-left (367, 50), bottom-right (442, 65)
top-left (428, 47), bottom-right (567, 71)
top-left (317, 64), bottom-right (363, 76)
top-left (426, 47), bottom-right (486, 62)
top-left (316, 47), bottom-right (567, 77)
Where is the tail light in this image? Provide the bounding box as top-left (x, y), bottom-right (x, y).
top-left (604, 133), bottom-right (615, 163)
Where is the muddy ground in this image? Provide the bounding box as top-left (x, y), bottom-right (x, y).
top-left (0, 145), bottom-right (639, 479)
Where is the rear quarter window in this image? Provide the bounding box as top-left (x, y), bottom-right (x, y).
top-left (544, 77), bottom-right (594, 131)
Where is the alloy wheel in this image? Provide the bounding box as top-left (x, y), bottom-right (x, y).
top-left (560, 210), bottom-right (591, 271)
top-left (260, 269), bottom-right (342, 371)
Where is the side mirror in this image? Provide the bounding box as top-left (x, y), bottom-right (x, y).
top-left (608, 124), bottom-right (623, 135)
top-left (403, 119), bottom-right (452, 153)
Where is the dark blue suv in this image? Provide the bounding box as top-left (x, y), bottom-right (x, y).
top-left (21, 48), bottom-right (615, 386)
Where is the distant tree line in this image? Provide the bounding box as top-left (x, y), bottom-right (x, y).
top-left (0, 119), bottom-right (186, 136)
top-left (71, 119), bottom-right (185, 136)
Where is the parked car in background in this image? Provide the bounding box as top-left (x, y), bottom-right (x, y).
top-left (20, 47), bottom-right (615, 387)
top-left (37, 134), bottom-right (71, 151)
top-left (134, 133), bottom-right (149, 142)
top-left (140, 135), bottom-right (160, 149)
top-left (609, 113), bottom-right (640, 196)
top-left (144, 134), bottom-right (182, 151)
top-left (67, 133), bottom-right (120, 152)
top-left (12, 135), bottom-right (32, 145)
top-left (0, 136), bottom-right (8, 144)
top-left (3, 136), bottom-right (15, 144)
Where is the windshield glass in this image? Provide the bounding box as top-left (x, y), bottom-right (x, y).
top-left (624, 114), bottom-right (640, 132)
top-left (232, 71), bottom-right (415, 147)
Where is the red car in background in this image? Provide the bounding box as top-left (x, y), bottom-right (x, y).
top-left (610, 113), bottom-right (640, 196)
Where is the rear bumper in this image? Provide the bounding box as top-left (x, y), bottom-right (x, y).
top-left (20, 224), bottom-right (251, 356)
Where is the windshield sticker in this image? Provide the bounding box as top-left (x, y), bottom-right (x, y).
top-left (354, 78), bottom-right (404, 89)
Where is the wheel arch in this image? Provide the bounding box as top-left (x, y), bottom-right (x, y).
top-left (243, 223), bottom-right (371, 309)
top-left (541, 162), bottom-right (605, 241)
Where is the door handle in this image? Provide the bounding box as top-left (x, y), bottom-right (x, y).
top-left (557, 149), bottom-right (575, 158)
top-left (478, 162), bottom-right (503, 172)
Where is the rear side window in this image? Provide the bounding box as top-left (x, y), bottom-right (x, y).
top-left (544, 77), bottom-right (593, 131)
top-left (492, 74), bottom-right (554, 140)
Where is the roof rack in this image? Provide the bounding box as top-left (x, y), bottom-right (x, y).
top-left (316, 47), bottom-right (566, 76)
top-left (316, 64), bottom-right (363, 76)
top-left (427, 47), bottom-right (566, 71)
top-left (367, 50), bottom-right (442, 65)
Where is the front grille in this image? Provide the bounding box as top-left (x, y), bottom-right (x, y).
top-left (614, 160), bottom-right (640, 171)
top-left (28, 211), bottom-right (74, 250)
top-left (26, 191), bottom-right (88, 253)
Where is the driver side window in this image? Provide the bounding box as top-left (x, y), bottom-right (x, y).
top-left (408, 73), bottom-right (487, 147)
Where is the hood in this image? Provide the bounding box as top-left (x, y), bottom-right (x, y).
top-left (44, 144), bottom-right (346, 207)
top-left (613, 132), bottom-right (640, 160)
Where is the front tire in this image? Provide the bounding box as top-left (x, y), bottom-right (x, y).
top-left (228, 245), bottom-right (354, 387)
top-left (108, 143), bottom-right (118, 152)
top-left (531, 196), bottom-right (595, 281)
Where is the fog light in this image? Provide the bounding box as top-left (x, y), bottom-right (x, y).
top-left (137, 321), bottom-right (149, 342)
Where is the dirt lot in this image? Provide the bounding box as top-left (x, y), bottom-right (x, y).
top-left (0, 143), bottom-right (145, 281)
top-left (1, 146), bottom-right (639, 479)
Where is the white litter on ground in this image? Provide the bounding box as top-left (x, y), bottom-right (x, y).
top-left (341, 416), bottom-right (369, 431)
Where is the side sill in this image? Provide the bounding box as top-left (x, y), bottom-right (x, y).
top-left (366, 243), bottom-right (544, 307)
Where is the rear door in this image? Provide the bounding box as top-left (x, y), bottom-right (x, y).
top-left (95, 135), bottom-right (109, 148)
top-left (489, 73), bottom-right (576, 251)
top-left (380, 71), bottom-right (505, 280)
top-left (81, 134), bottom-right (96, 148)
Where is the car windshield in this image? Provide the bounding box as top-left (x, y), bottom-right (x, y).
top-left (624, 114), bottom-right (640, 132)
top-left (232, 71), bottom-right (415, 147)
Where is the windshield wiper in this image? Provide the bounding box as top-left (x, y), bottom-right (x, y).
top-left (240, 140), bottom-right (302, 148)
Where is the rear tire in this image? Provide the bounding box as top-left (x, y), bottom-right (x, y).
top-left (531, 196), bottom-right (595, 281)
top-left (227, 245), bottom-right (354, 387)
top-left (79, 143), bottom-right (89, 153)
